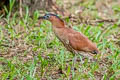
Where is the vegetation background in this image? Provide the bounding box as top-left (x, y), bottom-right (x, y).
top-left (0, 0), bottom-right (120, 80)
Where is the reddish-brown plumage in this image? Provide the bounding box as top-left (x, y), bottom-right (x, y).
top-left (39, 13), bottom-right (99, 57)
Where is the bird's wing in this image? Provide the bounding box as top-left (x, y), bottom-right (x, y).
top-left (68, 32), bottom-right (90, 51)
top-left (68, 32), bottom-right (96, 59)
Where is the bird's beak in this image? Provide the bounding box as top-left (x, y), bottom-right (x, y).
top-left (38, 16), bottom-right (45, 19)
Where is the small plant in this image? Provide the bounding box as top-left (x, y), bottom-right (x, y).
top-left (37, 54), bottom-right (48, 77)
top-left (0, 0), bottom-right (120, 79)
top-left (4, 0), bottom-right (15, 18)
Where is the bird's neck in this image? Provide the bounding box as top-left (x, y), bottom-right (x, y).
top-left (51, 20), bottom-right (65, 28)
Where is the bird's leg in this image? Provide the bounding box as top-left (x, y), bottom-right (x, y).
top-left (72, 53), bottom-right (77, 78)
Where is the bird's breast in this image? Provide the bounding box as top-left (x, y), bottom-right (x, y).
top-left (52, 27), bottom-right (71, 46)
top-left (53, 27), bottom-right (68, 39)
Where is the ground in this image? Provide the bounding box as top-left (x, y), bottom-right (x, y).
top-left (0, 0), bottom-right (120, 80)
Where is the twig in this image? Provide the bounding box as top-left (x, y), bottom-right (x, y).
top-left (95, 19), bottom-right (118, 23)
top-left (32, 67), bottom-right (36, 77)
top-left (19, 0), bottom-right (23, 17)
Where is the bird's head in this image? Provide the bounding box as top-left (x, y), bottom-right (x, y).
top-left (39, 13), bottom-right (58, 20)
top-left (38, 13), bottom-right (65, 27)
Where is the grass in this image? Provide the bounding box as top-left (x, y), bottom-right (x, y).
top-left (0, 0), bottom-right (120, 80)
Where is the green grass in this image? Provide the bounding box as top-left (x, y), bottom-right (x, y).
top-left (0, 0), bottom-right (120, 80)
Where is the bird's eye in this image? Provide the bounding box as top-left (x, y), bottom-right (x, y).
top-left (46, 15), bottom-right (50, 18)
